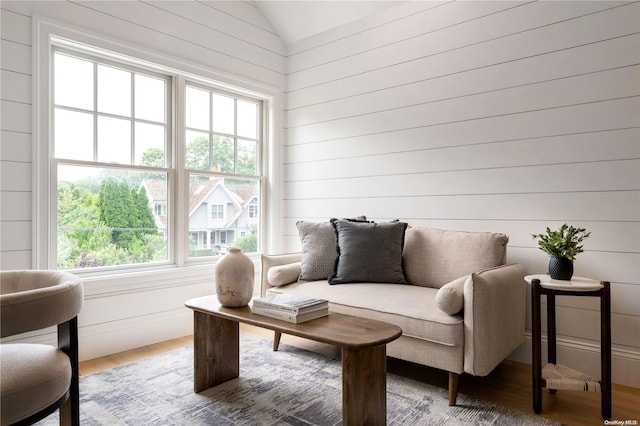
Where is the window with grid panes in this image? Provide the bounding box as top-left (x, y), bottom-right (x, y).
top-left (51, 45), bottom-right (263, 271)
top-left (185, 84), bottom-right (261, 258)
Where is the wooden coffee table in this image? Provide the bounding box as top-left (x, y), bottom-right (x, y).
top-left (185, 295), bottom-right (402, 425)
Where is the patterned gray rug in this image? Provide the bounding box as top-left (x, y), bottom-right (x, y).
top-left (38, 333), bottom-right (558, 425)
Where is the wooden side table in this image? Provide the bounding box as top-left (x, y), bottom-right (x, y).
top-left (525, 274), bottom-right (611, 419)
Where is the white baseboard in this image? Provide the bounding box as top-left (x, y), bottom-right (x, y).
top-left (0, 308), bottom-right (194, 361)
top-left (508, 333), bottom-right (640, 389)
top-left (78, 308), bottom-right (193, 361)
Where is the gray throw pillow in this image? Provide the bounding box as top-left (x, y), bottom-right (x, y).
top-left (329, 219), bottom-right (408, 285)
top-left (296, 217), bottom-right (368, 281)
top-left (296, 221), bottom-right (338, 281)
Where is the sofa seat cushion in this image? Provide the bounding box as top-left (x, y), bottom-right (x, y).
top-left (267, 281), bottom-right (463, 347)
top-left (403, 227), bottom-right (508, 288)
top-left (0, 343), bottom-right (71, 425)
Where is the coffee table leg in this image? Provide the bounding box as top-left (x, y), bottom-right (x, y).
top-left (342, 344), bottom-right (387, 426)
top-left (193, 311), bottom-right (239, 392)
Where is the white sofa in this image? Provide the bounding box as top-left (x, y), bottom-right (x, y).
top-left (260, 224), bottom-right (526, 405)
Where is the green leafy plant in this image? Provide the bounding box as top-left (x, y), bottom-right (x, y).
top-left (531, 224), bottom-right (591, 261)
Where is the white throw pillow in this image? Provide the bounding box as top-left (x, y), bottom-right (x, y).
top-left (267, 262), bottom-right (302, 287)
top-left (435, 275), bottom-right (469, 315)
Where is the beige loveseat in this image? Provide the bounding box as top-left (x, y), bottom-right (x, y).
top-left (261, 224), bottom-right (526, 405)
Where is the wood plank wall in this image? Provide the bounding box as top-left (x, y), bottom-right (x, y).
top-left (282, 1), bottom-right (640, 388)
top-left (1, 0), bottom-right (638, 388)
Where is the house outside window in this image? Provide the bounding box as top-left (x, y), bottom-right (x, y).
top-left (47, 39), bottom-right (265, 272)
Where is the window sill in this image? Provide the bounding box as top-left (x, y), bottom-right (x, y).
top-left (80, 254), bottom-right (261, 299)
top-left (80, 264), bottom-right (213, 299)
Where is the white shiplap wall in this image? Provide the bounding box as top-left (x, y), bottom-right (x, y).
top-left (0, 1), bottom-right (285, 359)
top-left (283, 1), bottom-right (640, 388)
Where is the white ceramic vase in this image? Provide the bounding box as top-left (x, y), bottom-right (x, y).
top-left (215, 248), bottom-right (254, 307)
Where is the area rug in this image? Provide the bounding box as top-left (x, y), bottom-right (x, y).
top-left (38, 333), bottom-right (558, 425)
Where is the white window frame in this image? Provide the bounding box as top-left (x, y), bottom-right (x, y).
top-left (34, 19), bottom-right (282, 283)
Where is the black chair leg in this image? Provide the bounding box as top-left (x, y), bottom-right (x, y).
top-left (59, 317), bottom-right (80, 426)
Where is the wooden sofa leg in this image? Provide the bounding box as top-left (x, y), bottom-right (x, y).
top-left (448, 372), bottom-right (459, 406)
top-left (273, 331), bottom-right (281, 351)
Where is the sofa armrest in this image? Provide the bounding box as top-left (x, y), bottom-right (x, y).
top-left (463, 263), bottom-right (526, 376)
top-left (260, 253), bottom-right (302, 296)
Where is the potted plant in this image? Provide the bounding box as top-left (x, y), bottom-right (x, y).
top-left (531, 224), bottom-right (591, 280)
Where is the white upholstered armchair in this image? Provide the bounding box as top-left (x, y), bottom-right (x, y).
top-left (1, 270), bottom-right (84, 426)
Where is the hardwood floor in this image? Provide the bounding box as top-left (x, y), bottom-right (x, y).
top-left (80, 325), bottom-right (639, 426)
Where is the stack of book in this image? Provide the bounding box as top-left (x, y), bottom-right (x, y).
top-left (252, 293), bottom-right (329, 324)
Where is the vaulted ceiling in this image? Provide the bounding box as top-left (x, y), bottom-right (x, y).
top-left (250, 1), bottom-right (401, 45)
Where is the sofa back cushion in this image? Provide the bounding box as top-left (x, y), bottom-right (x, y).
top-left (403, 227), bottom-right (508, 288)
